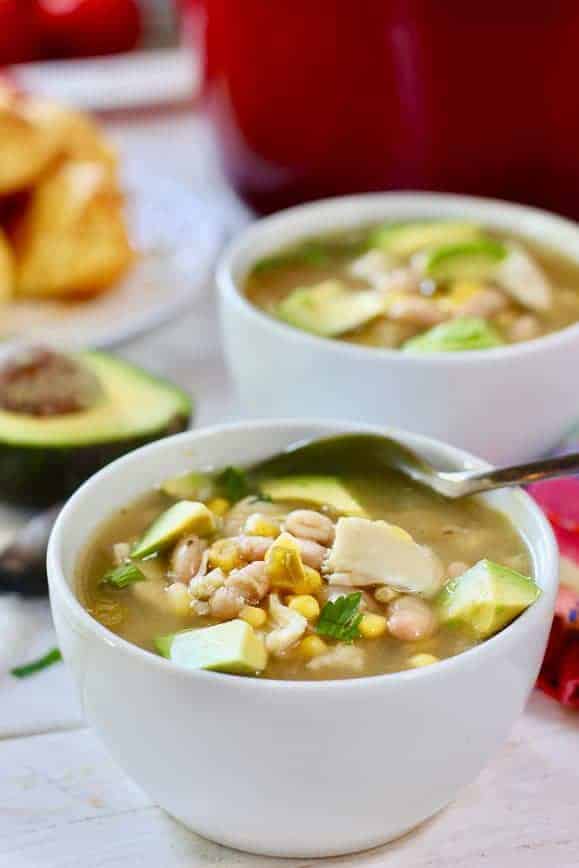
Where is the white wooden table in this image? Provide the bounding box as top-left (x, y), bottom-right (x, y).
top-left (0, 110), bottom-right (578, 868)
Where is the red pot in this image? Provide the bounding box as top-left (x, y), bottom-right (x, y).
top-left (192, 0), bottom-right (579, 215)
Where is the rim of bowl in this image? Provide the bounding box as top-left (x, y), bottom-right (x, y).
top-left (217, 191), bottom-right (579, 364)
top-left (48, 418), bottom-right (559, 694)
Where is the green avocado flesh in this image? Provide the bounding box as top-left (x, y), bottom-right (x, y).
top-left (435, 559), bottom-right (541, 639)
top-left (131, 501), bottom-right (214, 559)
top-left (259, 475), bottom-right (366, 516)
top-left (403, 317), bottom-right (504, 352)
top-left (371, 221), bottom-right (481, 257)
top-left (423, 238), bottom-right (507, 282)
top-left (155, 620), bottom-right (268, 675)
top-left (0, 352), bottom-right (192, 506)
top-left (276, 279), bottom-right (384, 337)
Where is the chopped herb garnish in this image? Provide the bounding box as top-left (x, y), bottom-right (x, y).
top-left (101, 561), bottom-right (146, 589)
top-left (215, 466), bottom-right (253, 503)
top-left (11, 648), bottom-right (62, 678)
top-left (316, 592), bottom-right (363, 642)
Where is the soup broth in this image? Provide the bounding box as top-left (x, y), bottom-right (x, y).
top-left (245, 222), bottom-right (579, 350)
top-left (78, 459), bottom-right (535, 681)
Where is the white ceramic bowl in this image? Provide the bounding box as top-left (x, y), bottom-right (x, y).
top-left (48, 420), bottom-right (558, 858)
top-left (218, 193), bottom-right (579, 464)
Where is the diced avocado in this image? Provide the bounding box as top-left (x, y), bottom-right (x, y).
top-left (276, 279), bottom-right (384, 337)
top-left (259, 475), bottom-right (366, 516)
top-left (371, 221), bottom-right (481, 258)
top-left (0, 349), bottom-right (192, 507)
top-left (435, 559), bottom-right (541, 639)
top-left (154, 620), bottom-right (268, 675)
top-left (403, 317), bottom-right (504, 353)
top-left (423, 238), bottom-right (507, 282)
top-left (161, 471), bottom-right (212, 500)
top-left (131, 501), bottom-right (216, 559)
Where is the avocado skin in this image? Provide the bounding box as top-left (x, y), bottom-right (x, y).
top-left (0, 351), bottom-right (193, 507)
top-left (0, 411), bottom-right (190, 507)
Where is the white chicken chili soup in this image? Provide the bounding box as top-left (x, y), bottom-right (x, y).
top-left (77, 445), bottom-right (539, 680)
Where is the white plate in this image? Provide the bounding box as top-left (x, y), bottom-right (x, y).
top-left (0, 162), bottom-right (225, 349)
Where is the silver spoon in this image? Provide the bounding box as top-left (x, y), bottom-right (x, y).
top-left (251, 433), bottom-right (579, 499)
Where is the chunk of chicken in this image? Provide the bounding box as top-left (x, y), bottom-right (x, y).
top-left (325, 517), bottom-right (444, 597)
top-left (349, 250), bottom-right (394, 288)
top-left (306, 643), bottom-right (366, 672)
top-left (265, 593), bottom-right (307, 655)
top-left (496, 243), bottom-right (552, 311)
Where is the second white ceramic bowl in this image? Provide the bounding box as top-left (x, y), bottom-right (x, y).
top-left (48, 420), bottom-right (558, 858)
top-left (218, 193), bottom-right (579, 464)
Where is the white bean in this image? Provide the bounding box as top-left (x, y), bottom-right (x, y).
top-left (455, 288), bottom-right (507, 318)
top-left (295, 537), bottom-right (328, 570)
top-left (388, 296), bottom-right (447, 326)
top-left (170, 535), bottom-right (207, 583)
top-left (508, 314), bottom-right (540, 343)
top-left (386, 595), bottom-right (437, 642)
top-left (284, 509), bottom-right (335, 546)
top-left (237, 535), bottom-right (272, 562)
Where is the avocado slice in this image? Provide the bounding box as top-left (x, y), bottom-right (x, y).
top-left (0, 350), bottom-right (192, 506)
top-left (154, 620), bottom-right (268, 675)
top-left (435, 559), bottom-right (541, 639)
top-left (161, 471), bottom-right (212, 500)
top-left (132, 501), bottom-right (216, 560)
top-left (422, 238), bottom-right (507, 282)
top-left (259, 475), bottom-right (366, 516)
top-left (371, 221), bottom-right (481, 258)
top-left (276, 279), bottom-right (384, 337)
top-left (403, 317), bottom-right (504, 352)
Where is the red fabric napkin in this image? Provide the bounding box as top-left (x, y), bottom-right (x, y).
top-left (529, 480), bottom-right (579, 709)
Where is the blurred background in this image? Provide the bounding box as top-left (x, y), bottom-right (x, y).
top-left (3, 0), bottom-right (579, 216)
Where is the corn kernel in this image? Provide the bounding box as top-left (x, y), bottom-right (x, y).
top-left (299, 635), bottom-right (328, 659)
top-left (239, 605), bottom-right (267, 629)
top-left (374, 586), bottom-right (399, 604)
top-left (207, 497), bottom-right (230, 517)
top-left (166, 582), bottom-right (192, 617)
top-left (409, 653), bottom-right (439, 668)
top-left (243, 513), bottom-right (280, 538)
top-left (208, 538), bottom-right (243, 573)
top-left (359, 613), bottom-right (387, 639)
top-left (288, 594), bottom-right (320, 621)
top-left (300, 566), bottom-right (323, 594)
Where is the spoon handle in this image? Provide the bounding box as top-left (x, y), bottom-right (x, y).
top-left (457, 451), bottom-right (579, 495)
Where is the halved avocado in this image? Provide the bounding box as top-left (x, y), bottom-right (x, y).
top-left (0, 349), bottom-right (192, 506)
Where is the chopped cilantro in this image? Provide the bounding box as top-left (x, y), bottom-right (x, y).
top-left (101, 562), bottom-right (146, 589)
top-left (11, 648), bottom-right (62, 678)
top-left (215, 466), bottom-right (253, 503)
top-left (316, 592), bottom-right (363, 642)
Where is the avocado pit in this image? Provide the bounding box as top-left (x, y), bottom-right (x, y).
top-left (0, 347), bottom-right (103, 417)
